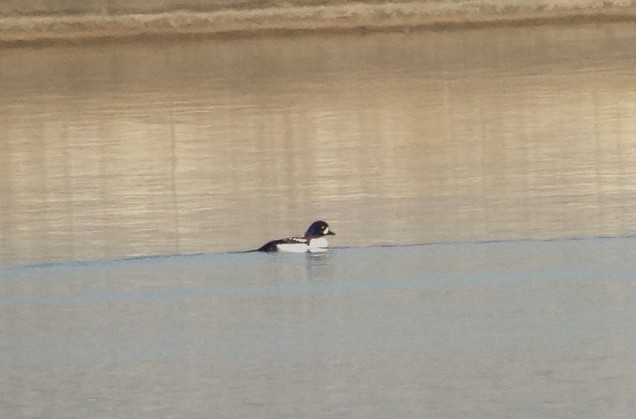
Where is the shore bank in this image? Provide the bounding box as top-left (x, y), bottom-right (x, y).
top-left (1, 0), bottom-right (636, 44)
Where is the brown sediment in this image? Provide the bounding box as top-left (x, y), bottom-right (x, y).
top-left (1, 1), bottom-right (636, 45)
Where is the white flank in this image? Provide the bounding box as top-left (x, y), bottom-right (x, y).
top-left (308, 237), bottom-right (329, 252)
top-left (276, 243), bottom-right (310, 253)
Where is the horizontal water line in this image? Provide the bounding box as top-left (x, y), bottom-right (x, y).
top-left (2, 1), bottom-right (636, 44)
top-left (4, 232), bottom-right (636, 272)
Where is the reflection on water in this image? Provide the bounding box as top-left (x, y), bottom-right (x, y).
top-left (2, 23), bottom-right (636, 266)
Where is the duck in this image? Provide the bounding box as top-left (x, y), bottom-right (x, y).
top-left (258, 220), bottom-right (335, 253)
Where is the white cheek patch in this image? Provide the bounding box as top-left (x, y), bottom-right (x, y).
top-left (324, 227), bottom-right (329, 234)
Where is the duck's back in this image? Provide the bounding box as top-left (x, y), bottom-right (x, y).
top-left (258, 237), bottom-right (308, 252)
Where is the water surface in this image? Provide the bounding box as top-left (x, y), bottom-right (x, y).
top-left (2, 238), bottom-right (636, 418)
top-left (1, 22), bottom-right (636, 266)
top-left (2, 22), bottom-right (636, 418)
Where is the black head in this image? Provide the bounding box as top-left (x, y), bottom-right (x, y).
top-left (304, 220), bottom-right (335, 238)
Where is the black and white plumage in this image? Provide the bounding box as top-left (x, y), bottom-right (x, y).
top-left (258, 220), bottom-right (336, 253)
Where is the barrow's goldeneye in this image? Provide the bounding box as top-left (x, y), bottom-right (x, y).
top-left (258, 220), bottom-right (335, 253)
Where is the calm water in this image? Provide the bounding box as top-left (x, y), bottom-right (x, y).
top-left (2, 239), bottom-right (636, 417)
top-left (1, 22), bottom-right (636, 266)
top-left (2, 21), bottom-right (636, 418)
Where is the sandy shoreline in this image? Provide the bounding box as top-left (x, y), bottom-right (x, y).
top-left (1, 0), bottom-right (635, 44)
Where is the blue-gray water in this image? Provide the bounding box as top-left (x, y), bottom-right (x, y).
top-left (2, 238), bottom-right (636, 417)
top-left (2, 21), bottom-right (636, 418)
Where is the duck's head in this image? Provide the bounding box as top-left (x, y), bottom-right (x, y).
top-left (304, 220), bottom-right (335, 238)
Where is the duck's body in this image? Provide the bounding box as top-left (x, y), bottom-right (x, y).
top-left (258, 221), bottom-right (335, 253)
